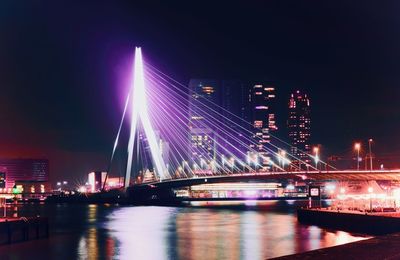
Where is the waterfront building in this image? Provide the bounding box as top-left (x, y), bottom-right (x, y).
top-left (188, 79), bottom-right (220, 163)
top-left (88, 171), bottom-right (107, 192)
top-left (188, 79), bottom-right (252, 165)
top-left (288, 90), bottom-right (311, 169)
top-left (0, 158), bottom-right (49, 191)
top-left (220, 80), bottom-right (252, 159)
top-left (250, 84), bottom-right (278, 170)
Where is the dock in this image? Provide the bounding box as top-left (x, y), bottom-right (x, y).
top-left (0, 217), bottom-right (49, 245)
top-left (297, 208), bottom-right (400, 235)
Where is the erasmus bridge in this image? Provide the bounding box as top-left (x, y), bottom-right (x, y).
top-left (103, 47), bottom-right (400, 202)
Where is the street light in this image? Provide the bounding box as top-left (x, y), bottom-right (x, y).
top-left (246, 151), bottom-right (251, 172)
top-left (253, 153), bottom-right (259, 172)
top-left (200, 158), bottom-right (205, 169)
top-left (230, 157), bottom-right (235, 173)
top-left (280, 150), bottom-right (287, 170)
top-left (368, 187), bottom-right (373, 212)
top-left (368, 139), bottom-right (373, 171)
top-left (354, 142), bottom-right (361, 170)
top-left (313, 147), bottom-right (319, 170)
top-left (209, 160), bottom-right (214, 172)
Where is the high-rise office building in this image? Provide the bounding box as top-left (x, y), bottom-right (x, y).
top-left (188, 79), bottom-right (221, 162)
top-left (188, 79), bottom-right (252, 164)
top-left (220, 81), bottom-right (251, 159)
top-left (188, 79), bottom-right (280, 171)
top-left (288, 90), bottom-right (311, 168)
top-left (250, 84), bottom-right (278, 169)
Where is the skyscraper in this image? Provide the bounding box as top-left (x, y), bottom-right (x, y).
top-left (188, 79), bottom-right (251, 165)
top-left (288, 90), bottom-right (311, 169)
top-left (188, 79), bottom-right (220, 162)
top-left (250, 84), bottom-right (277, 170)
top-left (220, 81), bottom-right (252, 159)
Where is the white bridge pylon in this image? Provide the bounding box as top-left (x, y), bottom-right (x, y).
top-left (125, 47), bottom-right (169, 187)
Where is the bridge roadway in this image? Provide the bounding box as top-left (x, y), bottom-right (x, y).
top-left (134, 169), bottom-right (400, 189)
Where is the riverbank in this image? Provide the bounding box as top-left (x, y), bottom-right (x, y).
top-left (297, 208), bottom-right (400, 235)
top-left (274, 232), bottom-right (400, 259)
top-left (0, 217), bottom-right (48, 245)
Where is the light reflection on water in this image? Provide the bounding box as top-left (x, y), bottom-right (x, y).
top-left (1, 201), bottom-right (370, 259)
top-left (104, 202), bottom-right (369, 259)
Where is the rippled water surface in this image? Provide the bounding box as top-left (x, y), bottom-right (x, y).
top-left (0, 201), bottom-right (370, 259)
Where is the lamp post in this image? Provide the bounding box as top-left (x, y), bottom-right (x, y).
top-left (182, 160), bottom-right (187, 175)
top-left (280, 150), bottom-right (287, 171)
top-left (221, 155), bottom-right (226, 172)
top-left (368, 139), bottom-right (373, 171)
top-left (354, 143), bottom-right (361, 171)
top-left (193, 164), bottom-right (198, 177)
top-left (254, 153), bottom-right (259, 172)
top-left (368, 187), bottom-right (373, 212)
top-left (210, 160), bottom-right (216, 173)
top-left (313, 146), bottom-right (319, 170)
top-left (230, 157), bottom-right (235, 173)
top-left (246, 151), bottom-right (251, 172)
top-left (200, 158), bottom-right (206, 170)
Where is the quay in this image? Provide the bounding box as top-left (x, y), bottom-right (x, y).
top-left (0, 217), bottom-right (48, 245)
top-left (297, 208), bottom-right (400, 235)
top-left (275, 232), bottom-right (400, 259)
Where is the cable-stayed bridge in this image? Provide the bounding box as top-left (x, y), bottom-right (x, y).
top-left (103, 48), bottom-right (400, 202)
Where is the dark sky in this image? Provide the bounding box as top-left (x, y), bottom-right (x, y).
top-left (1, 1), bottom-right (400, 183)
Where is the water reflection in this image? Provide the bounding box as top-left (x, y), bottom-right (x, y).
top-left (2, 202), bottom-right (370, 259)
top-left (104, 203), bottom-right (369, 259)
top-left (107, 207), bottom-right (175, 259)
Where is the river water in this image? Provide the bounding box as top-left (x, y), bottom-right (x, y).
top-left (0, 201), bottom-right (370, 259)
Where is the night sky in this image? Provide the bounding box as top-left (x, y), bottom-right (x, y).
top-left (1, 1), bottom-right (400, 183)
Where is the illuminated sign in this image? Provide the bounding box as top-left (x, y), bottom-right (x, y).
top-left (309, 186), bottom-right (320, 197)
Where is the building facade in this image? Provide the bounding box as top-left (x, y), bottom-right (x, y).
top-left (188, 79), bottom-right (252, 167)
top-left (0, 158), bottom-right (49, 192)
top-left (288, 90), bottom-right (311, 168)
top-left (249, 84), bottom-right (278, 170)
top-left (188, 79), bottom-right (221, 163)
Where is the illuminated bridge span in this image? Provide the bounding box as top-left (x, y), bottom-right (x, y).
top-left (135, 169), bottom-right (400, 189)
top-left (123, 169), bottom-right (400, 203)
top-left (103, 47), bottom-right (392, 195)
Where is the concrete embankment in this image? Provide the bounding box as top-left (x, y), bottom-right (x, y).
top-left (297, 208), bottom-right (400, 235)
top-left (0, 217), bottom-right (48, 245)
top-left (274, 232), bottom-right (400, 259)
top-left (273, 209), bottom-right (400, 259)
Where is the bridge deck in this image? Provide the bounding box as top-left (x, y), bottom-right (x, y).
top-left (134, 169), bottom-right (400, 189)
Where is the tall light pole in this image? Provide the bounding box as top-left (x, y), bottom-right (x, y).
top-left (230, 157), bottom-right (235, 173)
top-left (368, 139), bottom-right (373, 171)
top-left (280, 150), bottom-right (287, 171)
top-left (368, 186), bottom-right (373, 212)
top-left (254, 153), bottom-right (259, 172)
top-left (246, 151), bottom-right (251, 172)
top-left (313, 146), bottom-right (319, 170)
top-left (354, 143), bottom-right (361, 170)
